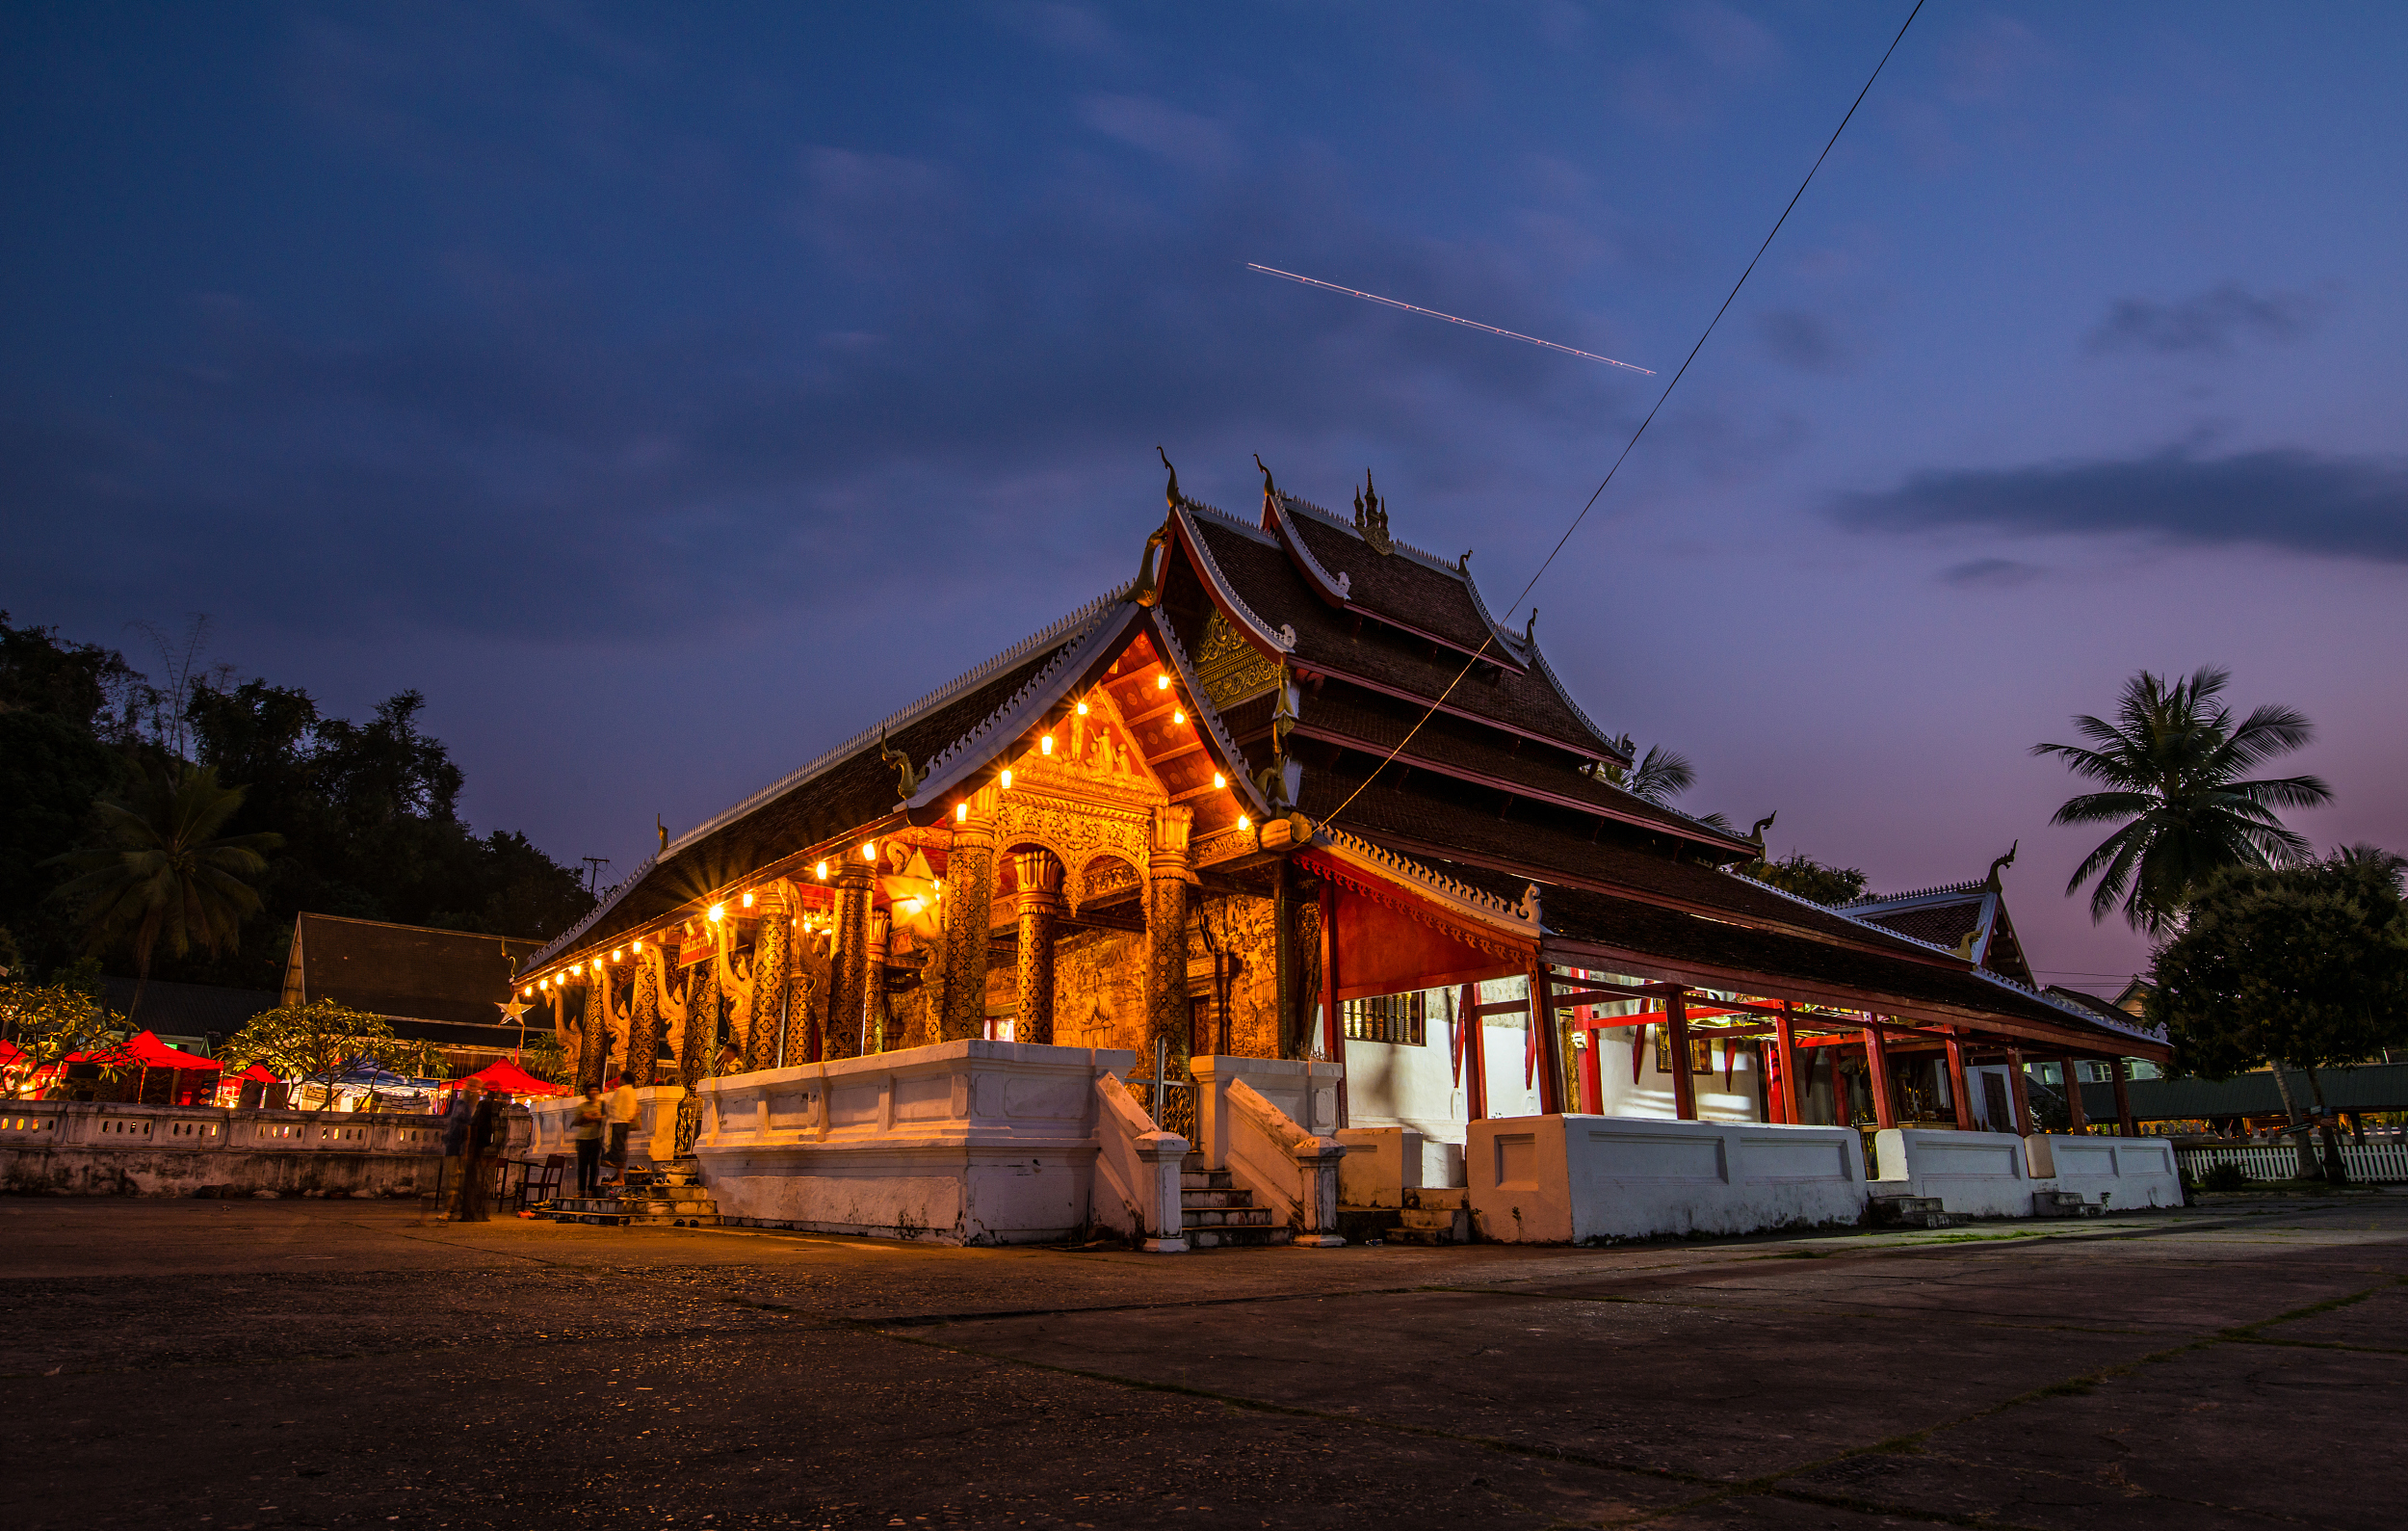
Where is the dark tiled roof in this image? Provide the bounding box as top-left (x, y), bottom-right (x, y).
top-left (98, 978), bottom-right (277, 1039)
top-left (292, 913), bottom-right (538, 1027)
top-left (1293, 763), bottom-right (2161, 1052)
top-left (1858, 900), bottom-right (1982, 953)
top-left (2081, 1063), bottom-right (2408, 1120)
top-left (1286, 686), bottom-right (1754, 855)
top-left (1279, 498), bottom-right (1505, 656)
top-left (1183, 510), bottom-right (1619, 758)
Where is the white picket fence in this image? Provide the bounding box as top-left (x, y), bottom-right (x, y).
top-left (2177, 1141), bottom-right (2408, 1183)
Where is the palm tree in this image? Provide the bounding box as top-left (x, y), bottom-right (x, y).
top-left (46, 763), bottom-right (283, 1013)
top-left (1597, 734), bottom-right (1698, 805)
top-left (2033, 667), bottom-right (2332, 932)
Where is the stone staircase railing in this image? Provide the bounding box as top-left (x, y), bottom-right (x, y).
top-left (1090, 1072), bottom-right (1190, 1253)
top-left (1222, 1079), bottom-right (1346, 1248)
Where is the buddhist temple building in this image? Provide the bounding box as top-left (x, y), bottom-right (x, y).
top-left (512, 461), bottom-right (2170, 1230)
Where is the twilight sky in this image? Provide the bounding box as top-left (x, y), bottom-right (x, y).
top-left (7, 2), bottom-right (2405, 993)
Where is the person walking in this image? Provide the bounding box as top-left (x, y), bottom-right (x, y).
top-left (456, 1085), bottom-right (505, 1223)
top-left (437, 1079), bottom-right (484, 1221)
top-left (601, 1073), bottom-right (640, 1187)
top-left (571, 1087), bottom-right (605, 1198)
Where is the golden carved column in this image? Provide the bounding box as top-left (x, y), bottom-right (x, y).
top-left (1012, 850), bottom-right (1065, 1044)
top-left (749, 885), bottom-right (794, 1070)
top-left (939, 792), bottom-right (998, 1041)
top-left (1145, 805), bottom-right (1198, 1073)
top-left (625, 952), bottom-right (662, 1088)
top-left (579, 972), bottom-right (610, 1092)
top-left (678, 960), bottom-right (720, 1085)
top-left (826, 858), bottom-right (873, 1060)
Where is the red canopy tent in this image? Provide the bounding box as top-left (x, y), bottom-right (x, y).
top-left (68, 1030), bottom-right (223, 1105)
top-left (438, 1058), bottom-right (565, 1097)
top-left (231, 1063), bottom-right (279, 1083)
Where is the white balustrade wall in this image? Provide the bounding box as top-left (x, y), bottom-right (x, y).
top-left (690, 1041), bottom-right (1135, 1245)
top-left (2179, 1141), bottom-right (2408, 1183)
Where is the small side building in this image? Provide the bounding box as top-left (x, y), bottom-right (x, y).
top-left (281, 913), bottom-right (545, 1075)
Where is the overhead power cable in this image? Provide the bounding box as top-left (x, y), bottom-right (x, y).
top-left (1320, 0), bottom-right (1925, 831)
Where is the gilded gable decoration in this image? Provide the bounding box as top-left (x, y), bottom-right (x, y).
top-left (1352, 469), bottom-right (1393, 555)
top-left (1193, 609), bottom-right (1280, 710)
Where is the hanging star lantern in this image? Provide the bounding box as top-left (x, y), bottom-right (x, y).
top-left (878, 848), bottom-right (945, 943)
top-left (497, 998), bottom-right (532, 1024)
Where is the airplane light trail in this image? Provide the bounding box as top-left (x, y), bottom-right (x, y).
top-left (1245, 263), bottom-right (1654, 374)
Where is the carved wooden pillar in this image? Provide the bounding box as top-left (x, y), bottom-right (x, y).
top-left (1013, 850), bottom-right (1064, 1044)
top-left (940, 794), bottom-right (998, 1042)
top-left (826, 859), bottom-right (873, 1061)
top-left (678, 960), bottom-right (719, 1085)
top-left (1144, 806), bottom-right (1197, 1073)
top-left (625, 953), bottom-right (662, 1088)
top-left (865, 907), bottom-right (892, 1053)
top-left (579, 974), bottom-right (609, 1092)
top-left (1944, 1032), bottom-right (1975, 1130)
top-left (2061, 1058), bottom-right (2089, 1134)
top-left (750, 886), bottom-right (793, 1070)
top-left (1862, 1018), bottom-right (1897, 1128)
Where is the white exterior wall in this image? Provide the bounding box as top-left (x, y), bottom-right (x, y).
top-left (1467, 1115), bottom-right (1866, 1243)
top-left (1581, 1026), bottom-right (1765, 1123)
top-left (690, 1041), bottom-right (1134, 1245)
top-left (2035, 1133), bottom-right (2182, 1208)
top-left (1873, 1127), bottom-right (2034, 1216)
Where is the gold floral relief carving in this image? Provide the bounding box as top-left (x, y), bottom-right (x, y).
top-left (1195, 609), bottom-right (1280, 710)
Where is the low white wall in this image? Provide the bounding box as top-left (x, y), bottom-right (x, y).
top-left (1089, 1073), bottom-right (1189, 1253)
top-left (526, 1086), bottom-right (685, 1166)
top-left (1222, 1079), bottom-right (1345, 1245)
top-left (691, 1041), bottom-right (1134, 1245)
top-left (1191, 1056), bottom-right (1341, 1168)
top-left (2032, 1134), bottom-right (2182, 1208)
top-left (0, 1101), bottom-right (445, 1197)
top-left (1873, 1127), bottom-right (2033, 1216)
top-left (1467, 1115), bottom-right (1866, 1244)
top-left (1336, 1125), bottom-right (1423, 1207)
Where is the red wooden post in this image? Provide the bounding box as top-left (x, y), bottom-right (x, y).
top-left (1773, 1002), bottom-right (1801, 1125)
top-left (2112, 1057), bottom-right (2137, 1138)
top-left (1462, 982), bottom-right (1488, 1123)
top-left (1532, 964), bottom-right (1562, 1115)
top-left (2062, 1057), bottom-right (2088, 1134)
top-left (1944, 1033), bottom-right (1975, 1130)
top-left (1862, 1019), bottom-right (1897, 1129)
top-left (2006, 1047), bottom-right (2032, 1136)
top-left (1578, 1025), bottom-right (1603, 1114)
top-left (1666, 988), bottom-right (1697, 1121)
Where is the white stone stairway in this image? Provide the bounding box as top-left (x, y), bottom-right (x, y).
top-left (1181, 1152), bottom-right (1292, 1249)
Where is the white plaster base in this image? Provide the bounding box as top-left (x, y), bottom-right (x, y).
top-left (700, 1140), bottom-right (1099, 1243)
top-left (1873, 1127), bottom-right (2033, 1217)
top-left (2033, 1133), bottom-right (2183, 1209)
top-left (1467, 1115), bottom-right (1866, 1243)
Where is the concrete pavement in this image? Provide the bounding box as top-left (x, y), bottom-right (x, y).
top-left (3, 1193), bottom-right (2401, 1529)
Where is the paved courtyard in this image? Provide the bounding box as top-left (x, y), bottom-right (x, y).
top-left (3, 1192), bottom-right (2402, 1530)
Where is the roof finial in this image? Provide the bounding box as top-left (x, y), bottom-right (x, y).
top-left (1748, 810), bottom-right (1777, 844)
top-left (1523, 607), bottom-right (1537, 645)
top-left (1458, 548), bottom-right (1473, 572)
top-left (1158, 444), bottom-right (1182, 510)
top-left (1984, 840), bottom-right (2017, 889)
top-left (1351, 468), bottom-right (1392, 554)
top-left (878, 730), bottom-right (925, 802)
top-left (657, 815), bottom-right (667, 853)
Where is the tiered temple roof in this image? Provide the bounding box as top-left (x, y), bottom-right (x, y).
top-left (520, 463), bottom-right (2164, 1064)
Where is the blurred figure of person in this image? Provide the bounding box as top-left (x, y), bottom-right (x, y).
top-left (571, 1087), bottom-right (605, 1198)
top-left (438, 1079), bottom-right (484, 1221)
top-left (456, 1084), bottom-right (505, 1223)
top-left (601, 1073), bottom-right (640, 1187)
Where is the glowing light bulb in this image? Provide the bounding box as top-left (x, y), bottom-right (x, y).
top-left (708, 903), bottom-right (725, 923)
top-left (612, 948), bottom-right (623, 963)
top-left (1157, 673), bottom-right (1171, 691)
top-left (815, 860), bottom-right (828, 880)
top-left (1075, 700), bottom-right (1088, 715)
top-left (523, 986), bottom-right (534, 997)
top-left (1238, 814), bottom-right (1251, 832)
top-left (1000, 768), bottom-right (1013, 789)
top-left (1213, 772), bottom-right (1226, 789)
top-left (1172, 709), bottom-right (1185, 726)
top-left (1041, 734), bottom-right (1054, 755)
top-left (742, 891), bottom-right (754, 908)
top-left (955, 802), bottom-right (967, 823)
top-left (902, 898), bottom-right (924, 916)
top-left (860, 841), bottom-right (877, 862)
